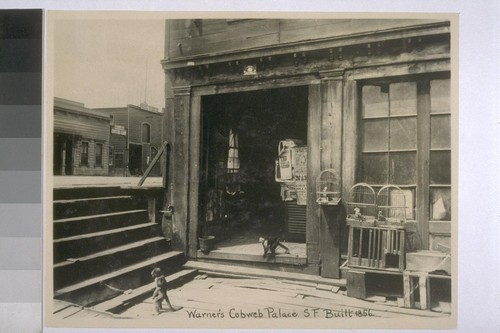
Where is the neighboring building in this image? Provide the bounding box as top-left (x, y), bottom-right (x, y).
top-left (162, 19), bottom-right (452, 281)
top-left (54, 97), bottom-right (110, 176)
top-left (95, 103), bottom-right (164, 177)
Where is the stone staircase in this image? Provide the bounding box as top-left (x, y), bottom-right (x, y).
top-left (52, 186), bottom-right (189, 309)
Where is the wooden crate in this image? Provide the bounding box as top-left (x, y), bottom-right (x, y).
top-left (347, 225), bottom-right (405, 272)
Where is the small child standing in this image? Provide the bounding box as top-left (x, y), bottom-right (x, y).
top-left (151, 267), bottom-right (181, 314)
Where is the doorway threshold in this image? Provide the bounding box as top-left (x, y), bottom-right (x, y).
top-left (197, 236), bottom-right (307, 266)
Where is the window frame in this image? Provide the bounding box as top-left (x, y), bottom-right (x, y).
top-left (80, 141), bottom-right (89, 166)
top-left (356, 73), bottom-right (451, 243)
top-left (108, 146), bottom-right (114, 167)
top-left (141, 122), bottom-right (151, 144)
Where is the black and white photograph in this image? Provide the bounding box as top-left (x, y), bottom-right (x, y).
top-left (45, 12), bottom-right (456, 329)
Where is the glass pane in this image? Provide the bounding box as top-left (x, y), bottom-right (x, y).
top-left (400, 188), bottom-right (415, 220)
top-left (388, 187), bottom-right (415, 220)
top-left (362, 85), bottom-right (389, 118)
top-left (389, 82), bottom-right (417, 116)
top-left (430, 79), bottom-right (450, 114)
top-left (362, 119), bottom-right (388, 151)
top-left (431, 115), bottom-right (451, 149)
top-left (390, 117), bottom-right (417, 150)
top-left (430, 151), bottom-right (451, 184)
top-left (389, 152), bottom-right (417, 184)
top-left (361, 153), bottom-right (388, 184)
top-left (429, 187), bottom-right (451, 220)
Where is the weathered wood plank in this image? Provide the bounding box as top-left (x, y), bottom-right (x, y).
top-left (188, 95), bottom-right (201, 258)
top-left (319, 77), bottom-right (344, 279)
top-left (183, 261), bottom-right (346, 287)
top-left (417, 80), bottom-right (431, 250)
top-left (341, 78), bottom-right (358, 197)
top-left (307, 84), bottom-right (322, 268)
top-left (172, 92), bottom-right (191, 252)
top-left (428, 221), bottom-right (451, 234)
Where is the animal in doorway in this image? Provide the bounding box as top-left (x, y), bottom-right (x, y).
top-left (259, 236), bottom-right (290, 257)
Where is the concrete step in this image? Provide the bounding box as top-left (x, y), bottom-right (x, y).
top-left (53, 195), bottom-right (145, 220)
top-left (92, 269), bottom-right (198, 314)
top-left (54, 236), bottom-right (171, 289)
top-left (183, 260), bottom-right (346, 288)
top-left (53, 222), bottom-right (162, 263)
top-left (53, 209), bottom-right (149, 239)
top-left (54, 251), bottom-right (186, 307)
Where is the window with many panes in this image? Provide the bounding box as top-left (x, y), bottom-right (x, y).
top-left (108, 146), bottom-right (114, 166)
top-left (359, 76), bottom-right (451, 224)
top-left (429, 79), bottom-right (451, 221)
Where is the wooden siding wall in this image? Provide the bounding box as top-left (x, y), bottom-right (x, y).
top-left (54, 109), bottom-right (110, 176)
top-left (167, 19), bottom-right (443, 59)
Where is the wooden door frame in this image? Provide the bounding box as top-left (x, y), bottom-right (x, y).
top-left (186, 75), bottom-right (322, 268)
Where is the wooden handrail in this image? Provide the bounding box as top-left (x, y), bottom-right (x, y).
top-left (138, 141), bottom-right (169, 186)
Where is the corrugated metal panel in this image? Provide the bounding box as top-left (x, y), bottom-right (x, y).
top-left (286, 201), bottom-right (306, 242)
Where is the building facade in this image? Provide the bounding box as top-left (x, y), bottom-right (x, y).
top-left (54, 97), bottom-right (110, 176)
top-left (162, 19), bottom-right (452, 279)
top-left (95, 104), bottom-right (164, 177)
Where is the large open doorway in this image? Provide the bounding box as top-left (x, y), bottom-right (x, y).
top-left (128, 144), bottom-right (143, 176)
top-left (199, 85), bottom-right (309, 261)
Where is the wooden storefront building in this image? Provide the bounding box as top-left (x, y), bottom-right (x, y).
top-left (95, 104), bottom-right (164, 177)
top-left (161, 18), bottom-right (452, 283)
top-left (54, 97), bottom-right (110, 176)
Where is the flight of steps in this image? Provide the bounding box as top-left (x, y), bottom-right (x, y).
top-left (52, 186), bottom-right (188, 309)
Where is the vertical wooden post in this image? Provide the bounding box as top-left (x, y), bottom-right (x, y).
top-left (417, 80), bottom-right (431, 250)
top-left (306, 84), bottom-right (321, 272)
top-left (342, 75), bottom-right (358, 199)
top-left (318, 70), bottom-right (344, 279)
top-left (171, 86), bottom-right (191, 253)
top-left (148, 197), bottom-right (156, 223)
top-left (419, 273), bottom-right (429, 310)
top-left (403, 271), bottom-right (412, 308)
top-left (188, 95), bottom-right (201, 258)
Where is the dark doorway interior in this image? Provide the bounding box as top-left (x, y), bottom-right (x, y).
top-left (54, 134), bottom-right (73, 175)
top-left (200, 86), bottom-right (308, 246)
top-left (129, 144), bottom-right (143, 176)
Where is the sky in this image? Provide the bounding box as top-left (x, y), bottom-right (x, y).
top-left (53, 18), bottom-right (165, 109)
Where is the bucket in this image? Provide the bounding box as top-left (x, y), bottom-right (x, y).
top-left (199, 235), bottom-right (216, 254)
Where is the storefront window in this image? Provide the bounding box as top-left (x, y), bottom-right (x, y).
top-left (359, 77), bottom-right (451, 223)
